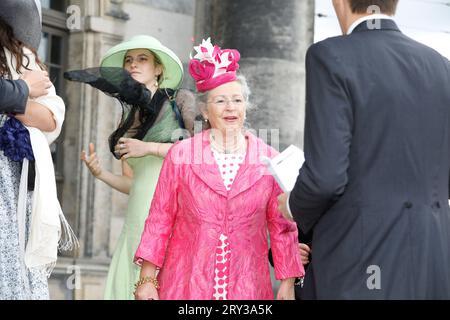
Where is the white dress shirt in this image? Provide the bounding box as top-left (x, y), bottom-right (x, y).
top-left (347, 14), bottom-right (394, 35)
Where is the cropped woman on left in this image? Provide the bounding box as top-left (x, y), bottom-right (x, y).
top-left (0, 0), bottom-right (73, 300)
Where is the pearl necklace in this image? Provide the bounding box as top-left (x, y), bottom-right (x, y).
top-left (210, 132), bottom-right (246, 154)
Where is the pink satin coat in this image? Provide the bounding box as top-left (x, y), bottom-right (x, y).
top-left (134, 130), bottom-right (304, 299)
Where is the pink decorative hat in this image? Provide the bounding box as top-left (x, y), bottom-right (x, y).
top-left (189, 38), bottom-right (241, 92)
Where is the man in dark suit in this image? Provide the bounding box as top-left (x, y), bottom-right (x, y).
top-left (278, 0), bottom-right (450, 299)
top-left (1, 70), bottom-right (51, 114)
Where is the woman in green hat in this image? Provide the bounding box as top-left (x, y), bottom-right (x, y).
top-left (73, 35), bottom-right (189, 299)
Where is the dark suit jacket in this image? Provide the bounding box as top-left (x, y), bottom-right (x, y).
top-left (290, 19), bottom-right (450, 299)
top-left (0, 78), bottom-right (28, 114)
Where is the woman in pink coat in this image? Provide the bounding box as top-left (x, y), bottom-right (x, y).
top-left (133, 38), bottom-right (304, 300)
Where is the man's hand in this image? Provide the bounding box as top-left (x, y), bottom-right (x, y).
top-left (299, 243), bottom-right (311, 265)
top-left (21, 70), bottom-right (52, 98)
top-left (277, 193), bottom-right (294, 221)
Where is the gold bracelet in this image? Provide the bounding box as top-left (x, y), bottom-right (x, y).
top-left (134, 276), bottom-right (160, 294)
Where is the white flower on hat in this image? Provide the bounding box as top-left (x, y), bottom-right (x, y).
top-left (192, 38), bottom-right (233, 77)
top-left (192, 37), bottom-right (215, 63)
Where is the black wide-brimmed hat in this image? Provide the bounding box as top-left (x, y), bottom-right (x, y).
top-left (0, 0), bottom-right (42, 51)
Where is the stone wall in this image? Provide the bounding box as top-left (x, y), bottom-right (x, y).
top-left (49, 0), bottom-right (314, 300)
top-left (49, 0), bottom-right (195, 300)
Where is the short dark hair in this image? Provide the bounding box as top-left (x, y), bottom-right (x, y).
top-left (349, 0), bottom-right (399, 15)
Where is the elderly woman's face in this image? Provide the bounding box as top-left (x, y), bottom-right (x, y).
top-left (203, 81), bottom-right (246, 134)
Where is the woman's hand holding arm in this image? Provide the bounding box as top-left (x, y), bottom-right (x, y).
top-left (114, 138), bottom-right (173, 159)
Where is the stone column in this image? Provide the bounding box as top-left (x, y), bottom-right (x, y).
top-left (64, 0), bottom-right (129, 259)
top-left (195, 0), bottom-right (315, 150)
top-left (194, 0), bottom-right (315, 295)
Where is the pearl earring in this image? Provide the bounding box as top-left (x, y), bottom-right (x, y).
top-left (154, 77), bottom-right (159, 88)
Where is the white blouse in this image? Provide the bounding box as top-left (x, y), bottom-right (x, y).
top-left (211, 150), bottom-right (245, 300)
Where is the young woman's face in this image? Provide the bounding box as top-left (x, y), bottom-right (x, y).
top-left (203, 81), bottom-right (247, 135)
top-left (123, 49), bottom-right (162, 89)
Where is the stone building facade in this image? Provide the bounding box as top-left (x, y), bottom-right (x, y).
top-left (40, 0), bottom-right (314, 299)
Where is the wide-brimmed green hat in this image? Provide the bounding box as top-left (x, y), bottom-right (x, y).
top-left (100, 35), bottom-right (183, 90)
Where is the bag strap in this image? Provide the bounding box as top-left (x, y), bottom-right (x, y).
top-left (170, 98), bottom-right (186, 130)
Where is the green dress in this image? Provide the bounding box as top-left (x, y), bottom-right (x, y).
top-left (104, 102), bottom-right (181, 300)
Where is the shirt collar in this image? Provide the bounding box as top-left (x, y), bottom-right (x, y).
top-left (347, 14), bottom-right (394, 35)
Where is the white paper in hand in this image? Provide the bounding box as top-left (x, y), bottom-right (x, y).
top-left (261, 145), bottom-right (305, 192)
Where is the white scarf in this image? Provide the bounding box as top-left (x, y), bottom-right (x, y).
top-left (5, 47), bottom-right (78, 277)
top-left (27, 127), bottom-right (80, 273)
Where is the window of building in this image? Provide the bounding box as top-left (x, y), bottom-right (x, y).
top-left (41, 0), bottom-right (66, 12)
